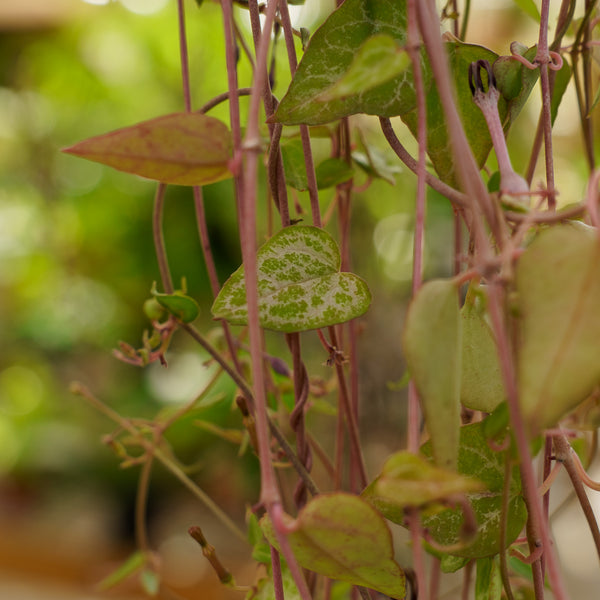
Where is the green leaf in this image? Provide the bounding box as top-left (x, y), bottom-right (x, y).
top-left (493, 45), bottom-right (539, 125)
top-left (97, 551), bottom-right (145, 590)
top-left (421, 421), bottom-right (527, 559)
top-left (63, 112), bottom-right (232, 186)
top-left (440, 554), bottom-right (470, 573)
top-left (280, 138), bottom-right (309, 191)
top-left (271, 0), bottom-right (537, 185)
top-left (352, 147), bottom-right (401, 185)
top-left (550, 58), bottom-right (571, 123)
top-left (402, 279), bottom-right (461, 470)
top-left (261, 493), bottom-right (406, 599)
top-left (315, 158), bottom-right (354, 189)
top-left (212, 226), bottom-right (371, 332)
top-left (140, 569), bottom-right (160, 596)
top-left (152, 290), bottom-right (200, 322)
top-left (362, 451), bottom-right (484, 525)
top-left (516, 224), bottom-right (600, 433)
top-left (401, 42), bottom-right (496, 185)
top-left (272, 0), bottom-right (417, 125)
top-left (475, 557), bottom-right (502, 600)
top-left (316, 34), bottom-right (410, 101)
top-left (460, 288), bottom-right (505, 413)
top-left (512, 0), bottom-right (541, 21)
top-left (247, 564), bottom-right (302, 600)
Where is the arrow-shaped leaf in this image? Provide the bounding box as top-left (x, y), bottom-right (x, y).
top-left (271, 0), bottom-right (417, 126)
top-left (212, 226), bottom-right (371, 333)
top-left (261, 493), bottom-right (406, 599)
top-left (63, 112), bottom-right (232, 186)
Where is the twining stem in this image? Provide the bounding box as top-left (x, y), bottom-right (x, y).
top-left (536, 0), bottom-right (557, 209)
top-left (379, 118), bottom-right (468, 211)
top-left (571, 0), bottom-right (597, 171)
top-left (407, 0), bottom-right (427, 455)
top-left (135, 454), bottom-right (153, 554)
top-left (486, 286), bottom-right (567, 600)
top-left (152, 183), bottom-right (173, 294)
top-left (541, 436), bottom-right (553, 577)
top-left (270, 546), bottom-right (285, 600)
top-left (499, 455), bottom-right (516, 600)
top-left (406, 1), bottom-right (428, 595)
top-left (525, 0), bottom-right (575, 184)
top-left (70, 382), bottom-right (247, 543)
top-left (221, 0), bottom-right (244, 161)
top-left (554, 434), bottom-right (600, 563)
top-left (277, 0), bottom-right (321, 228)
top-left (416, 0), bottom-right (499, 254)
top-left (328, 325), bottom-right (368, 489)
top-left (243, 2), bottom-right (312, 596)
top-left (180, 322), bottom-right (320, 498)
top-left (176, 0), bottom-right (192, 113)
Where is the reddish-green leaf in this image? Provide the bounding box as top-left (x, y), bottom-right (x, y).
top-left (63, 112), bottom-right (232, 186)
top-left (261, 493), bottom-right (406, 599)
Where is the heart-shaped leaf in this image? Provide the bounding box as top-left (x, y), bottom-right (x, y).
top-left (271, 0), bottom-right (538, 186)
top-left (421, 421), bottom-right (527, 559)
top-left (362, 451), bottom-right (483, 525)
top-left (516, 223), bottom-right (600, 433)
top-left (402, 279), bottom-right (461, 470)
top-left (212, 226), bottom-right (371, 332)
top-left (271, 0), bottom-right (418, 126)
top-left (460, 287), bottom-right (505, 413)
top-left (63, 112), bottom-right (232, 186)
top-left (261, 493), bottom-right (406, 599)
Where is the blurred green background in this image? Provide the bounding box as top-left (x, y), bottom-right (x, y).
top-left (0, 0), bottom-right (595, 598)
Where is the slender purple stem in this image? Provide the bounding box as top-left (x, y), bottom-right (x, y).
top-left (554, 435), bottom-right (600, 562)
top-left (379, 118), bottom-right (468, 210)
top-left (270, 545), bottom-right (285, 600)
top-left (277, 0), bottom-right (322, 227)
top-left (416, 0), bottom-right (499, 254)
top-left (486, 284), bottom-right (568, 600)
top-left (241, 2), bottom-right (312, 597)
top-left (535, 0), bottom-right (556, 209)
top-left (153, 183), bottom-right (173, 294)
top-left (176, 0), bottom-right (192, 113)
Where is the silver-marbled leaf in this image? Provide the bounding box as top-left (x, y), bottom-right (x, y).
top-left (212, 226), bottom-right (371, 333)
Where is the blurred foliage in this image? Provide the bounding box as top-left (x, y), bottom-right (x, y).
top-left (3, 0), bottom-right (557, 537)
top-left (0, 0), bottom-right (259, 521)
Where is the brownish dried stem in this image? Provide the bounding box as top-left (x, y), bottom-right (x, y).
top-left (554, 434), bottom-right (600, 564)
